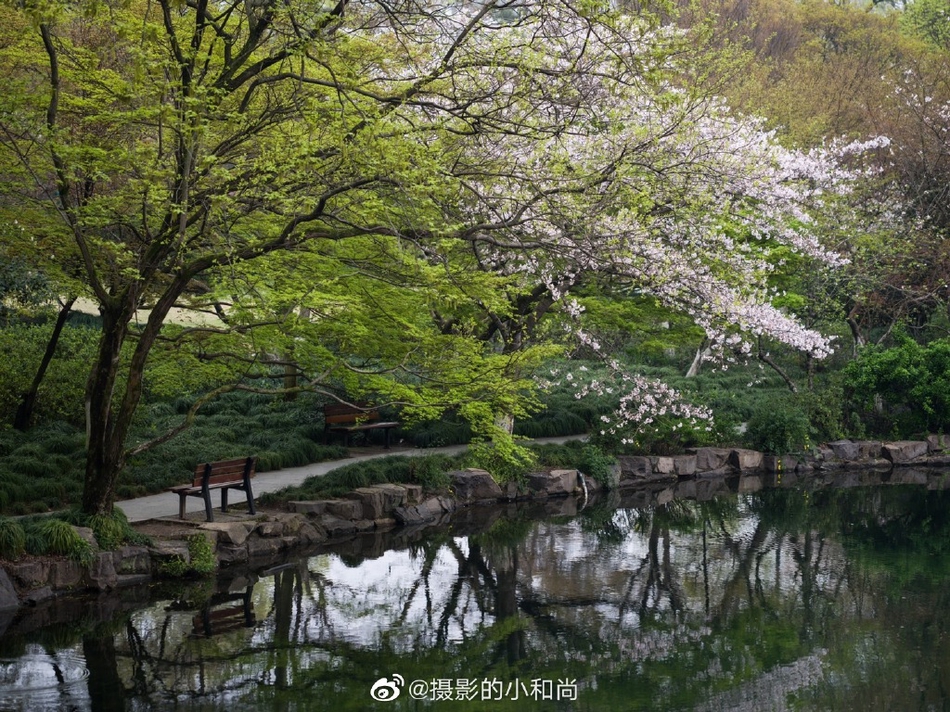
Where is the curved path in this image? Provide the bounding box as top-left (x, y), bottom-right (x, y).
top-left (117, 436), bottom-right (585, 522)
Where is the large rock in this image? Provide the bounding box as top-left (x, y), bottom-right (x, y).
top-left (0, 569), bottom-right (19, 611)
top-left (347, 488), bottom-right (387, 520)
top-left (49, 559), bottom-right (83, 590)
top-left (325, 499), bottom-right (363, 520)
top-left (617, 456), bottom-right (652, 481)
top-left (689, 448), bottom-right (733, 472)
top-left (246, 537), bottom-right (281, 559)
top-left (288, 501), bottom-right (329, 515)
top-left (372, 484), bottom-right (409, 510)
top-left (217, 544), bottom-right (249, 566)
top-left (855, 441), bottom-right (884, 459)
top-left (525, 469), bottom-right (577, 497)
top-left (400, 483), bottom-right (424, 504)
top-left (828, 440), bottom-right (860, 461)
top-left (450, 469), bottom-right (503, 501)
top-left (8, 560), bottom-right (50, 590)
top-left (255, 520), bottom-right (286, 538)
top-left (319, 514), bottom-right (358, 537)
top-left (729, 448), bottom-right (764, 472)
top-left (882, 441), bottom-right (929, 463)
top-left (762, 455), bottom-right (798, 474)
top-left (200, 522), bottom-right (250, 546)
top-left (928, 434), bottom-right (950, 453)
top-left (652, 455), bottom-right (698, 477)
top-left (392, 504), bottom-right (438, 526)
top-left (85, 552), bottom-right (117, 591)
top-left (296, 523), bottom-right (327, 545)
top-left (114, 545), bottom-right (151, 575)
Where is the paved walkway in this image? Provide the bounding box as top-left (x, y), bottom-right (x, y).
top-left (117, 436), bottom-right (585, 522)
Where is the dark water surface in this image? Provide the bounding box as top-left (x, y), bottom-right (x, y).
top-left (3, 468), bottom-right (950, 711)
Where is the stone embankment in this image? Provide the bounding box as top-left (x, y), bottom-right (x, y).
top-left (2, 434), bottom-right (949, 611)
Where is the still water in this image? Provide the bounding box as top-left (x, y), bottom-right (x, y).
top-left (2, 469), bottom-right (950, 711)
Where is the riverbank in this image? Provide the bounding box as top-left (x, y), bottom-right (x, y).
top-left (2, 435), bottom-right (950, 612)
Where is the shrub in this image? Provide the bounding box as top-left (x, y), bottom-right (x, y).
top-left (0, 518), bottom-right (26, 559)
top-left (744, 400), bottom-right (811, 455)
top-left (464, 440), bottom-right (538, 485)
top-left (158, 534), bottom-right (216, 577)
top-left (576, 444), bottom-right (617, 488)
top-left (844, 335), bottom-right (950, 437)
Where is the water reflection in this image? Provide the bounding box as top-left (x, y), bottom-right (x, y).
top-left (3, 471), bottom-right (950, 710)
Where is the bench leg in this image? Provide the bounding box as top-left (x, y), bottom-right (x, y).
top-left (245, 482), bottom-right (256, 515)
top-left (179, 493), bottom-right (187, 520)
top-left (203, 488), bottom-right (214, 522)
top-left (221, 487), bottom-right (229, 513)
top-left (384, 428), bottom-right (391, 449)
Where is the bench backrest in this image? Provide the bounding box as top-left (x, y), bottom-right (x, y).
top-left (323, 403), bottom-right (380, 426)
top-left (191, 456), bottom-right (256, 488)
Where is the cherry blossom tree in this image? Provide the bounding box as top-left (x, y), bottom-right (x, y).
top-left (408, 6), bottom-right (882, 441)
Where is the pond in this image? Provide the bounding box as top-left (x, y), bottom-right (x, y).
top-left (2, 468), bottom-right (950, 711)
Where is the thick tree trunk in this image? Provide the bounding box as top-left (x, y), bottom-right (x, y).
top-left (13, 297), bottom-right (75, 430)
top-left (82, 308), bottom-right (133, 515)
top-left (81, 278), bottom-right (188, 515)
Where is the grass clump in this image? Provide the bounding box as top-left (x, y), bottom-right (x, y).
top-left (22, 518), bottom-right (94, 563)
top-left (61, 508), bottom-right (151, 550)
top-left (0, 518), bottom-right (26, 559)
top-left (263, 452), bottom-right (462, 503)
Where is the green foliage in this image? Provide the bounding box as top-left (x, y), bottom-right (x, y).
top-left (900, 0), bottom-right (950, 49)
top-left (464, 440), bottom-right (539, 485)
top-left (843, 335), bottom-right (950, 437)
top-left (0, 517), bottom-right (26, 559)
top-left (23, 518), bottom-right (93, 563)
top-left (576, 444), bottom-right (617, 488)
top-left (187, 534), bottom-right (216, 575)
top-left (744, 400), bottom-right (811, 455)
top-left (62, 508), bottom-right (150, 550)
top-left (158, 535), bottom-right (216, 578)
top-left (793, 379), bottom-right (847, 443)
top-left (0, 323), bottom-right (98, 426)
top-left (531, 440), bottom-right (617, 488)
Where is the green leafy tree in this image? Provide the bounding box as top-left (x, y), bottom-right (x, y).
top-left (844, 334), bottom-right (950, 436)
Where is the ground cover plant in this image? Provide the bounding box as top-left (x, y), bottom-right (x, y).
top-left (0, 391), bottom-right (347, 516)
top-left (0, 342), bottom-right (837, 517)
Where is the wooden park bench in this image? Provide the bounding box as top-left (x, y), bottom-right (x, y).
top-left (323, 403), bottom-right (399, 449)
top-left (169, 456), bottom-right (257, 523)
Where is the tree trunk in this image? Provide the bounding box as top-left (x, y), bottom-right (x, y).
top-left (82, 307), bottom-right (133, 515)
top-left (494, 412), bottom-right (515, 435)
top-left (81, 278), bottom-right (187, 515)
top-left (13, 297), bottom-right (75, 430)
top-left (685, 338), bottom-right (710, 378)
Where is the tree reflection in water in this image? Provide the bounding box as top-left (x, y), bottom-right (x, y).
top-left (3, 474), bottom-right (950, 710)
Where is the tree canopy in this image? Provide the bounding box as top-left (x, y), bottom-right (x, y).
top-left (0, 0), bottom-right (889, 513)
